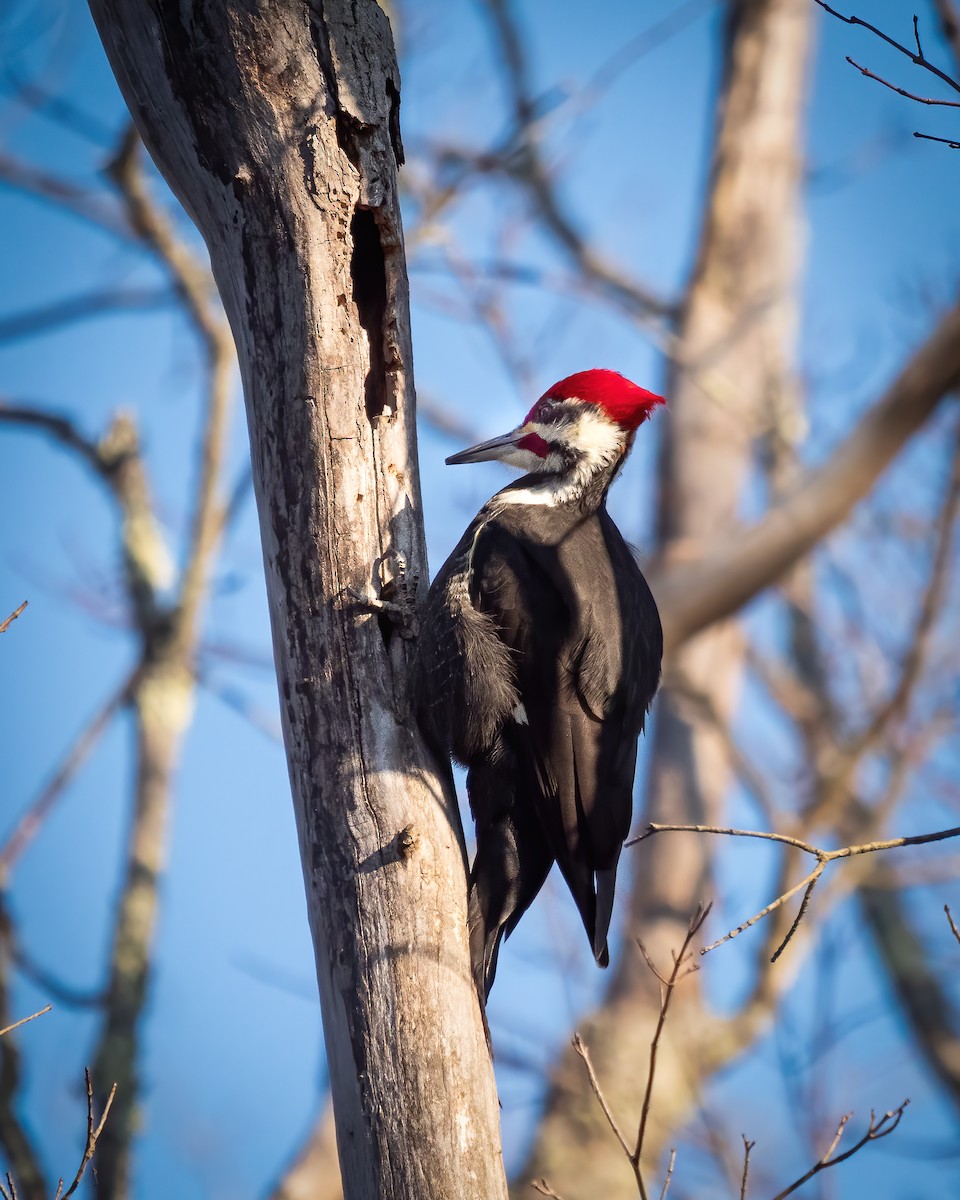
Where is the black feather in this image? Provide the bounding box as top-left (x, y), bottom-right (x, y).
top-left (419, 475), bottom-right (662, 1000)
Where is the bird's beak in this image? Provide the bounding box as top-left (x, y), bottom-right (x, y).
top-left (445, 428), bottom-right (524, 466)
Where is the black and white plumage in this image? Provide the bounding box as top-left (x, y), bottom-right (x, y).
top-left (419, 370), bottom-right (664, 1000)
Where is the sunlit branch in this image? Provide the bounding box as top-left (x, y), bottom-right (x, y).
top-left (0, 602), bottom-right (27, 634)
top-left (0, 1006), bottom-right (51, 1039)
top-left (630, 823), bottom-right (960, 959)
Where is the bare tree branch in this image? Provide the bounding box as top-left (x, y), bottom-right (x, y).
top-left (813, 1), bottom-right (960, 95)
top-left (631, 823), bottom-right (960, 958)
top-left (849, 428), bottom-right (960, 753)
top-left (0, 1006), bottom-right (51, 1039)
top-left (0, 906), bottom-right (47, 1200)
top-left (531, 1181), bottom-right (567, 1199)
top-left (1, 70), bottom-right (118, 147)
top-left (571, 908), bottom-right (709, 1199)
top-left (53, 1070), bottom-right (117, 1200)
top-left (652, 298), bottom-right (960, 650)
top-left (0, 673), bottom-right (132, 880)
top-left (845, 55), bottom-right (960, 106)
top-left (0, 603), bottom-right (27, 634)
top-left (946, 903), bottom-right (960, 946)
top-left (914, 130), bottom-right (960, 146)
top-left (105, 128), bottom-right (235, 656)
top-left (769, 1101), bottom-right (909, 1200)
top-left (477, 0), bottom-right (677, 325)
top-left (0, 152), bottom-right (131, 240)
top-left (739, 1136), bottom-right (755, 1200)
top-left (0, 287), bottom-right (175, 345)
top-left (861, 872), bottom-right (960, 1108)
top-left (0, 402), bottom-right (110, 476)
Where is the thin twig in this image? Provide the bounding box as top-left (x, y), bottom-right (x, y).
top-left (739, 1136), bottom-right (755, 1200)
top-left (0, 1004), bottom-right (51, 1038)
top-left (914, 130), bottom-right (960, 147)
top-left (634, 906), bottom-right (710, 1178)
top-left (945, 904), bottom-right (960, 947)
top-left (573, 906), bottom-right (709, 1200)
top-left (571, 1033), bottom-right (634, 1162)
top-left (769, 1101), bottom-right (909, 1200)
top-left (479, 0), bottom-right (676, 323)
top-left (812, 1), bottom-right (960, 94)
top-left (53, 1069), bottom-right (117, 1200)
top-left (845, 56), bottom-right (960, 105)
top-left (658, 1149), bottom-right (677, 1200)
top-left (530, 1179), bottom-right (567, 1199)
top-left (631, 823), bottom-right (960, 957)
top-left (0, 672), bottom-right (132, 878)
top-left (0, 602), bottom-right (27, 634)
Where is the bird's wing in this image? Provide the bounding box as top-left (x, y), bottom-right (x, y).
top-left (470, 514), bottom-right (661, 959)
top-left (419, 516), bottom-right (520, 761)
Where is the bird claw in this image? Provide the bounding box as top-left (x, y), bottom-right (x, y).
top-left (346, 553), bottom-right (419, 640)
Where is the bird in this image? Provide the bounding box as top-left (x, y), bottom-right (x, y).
top-left (418, 368), bottom-right (664, 1001)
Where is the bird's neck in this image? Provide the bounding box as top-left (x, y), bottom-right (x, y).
top-left (496, 447), bottom-right (625, 511)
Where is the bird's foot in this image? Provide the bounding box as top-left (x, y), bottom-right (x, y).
top-left (346, 553), bottom-right (419, 640)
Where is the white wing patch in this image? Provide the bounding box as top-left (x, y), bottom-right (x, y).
top-left (512, 703), bottom-right (529, 725)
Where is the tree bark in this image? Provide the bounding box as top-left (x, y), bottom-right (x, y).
top-left (517, 2), bottom-right (814, 1194)
top-left (86, 4), bottom-right (506, 1199)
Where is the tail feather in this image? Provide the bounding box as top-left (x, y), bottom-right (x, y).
top-left (467, 756), bottom-right (553, 1002)
top-left (594, 864), bottom-right (618, 965)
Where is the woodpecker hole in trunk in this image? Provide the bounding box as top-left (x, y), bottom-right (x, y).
top-left (350, 209), bottom-right (389, 423)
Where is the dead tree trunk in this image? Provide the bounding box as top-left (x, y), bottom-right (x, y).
top-left (87, 4), bottom-right (506, 1198)
top-left (517, 1), bottom-right (814, 1193)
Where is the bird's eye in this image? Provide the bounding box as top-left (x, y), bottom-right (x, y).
top-left (531, 400), bottom-right (564, 424)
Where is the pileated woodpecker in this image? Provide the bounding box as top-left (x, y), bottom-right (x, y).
top-left (419, 369), bottom-right (664, 999)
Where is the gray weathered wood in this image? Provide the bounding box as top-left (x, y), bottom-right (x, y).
top-left (86, 3), bottom-right (507, 1197)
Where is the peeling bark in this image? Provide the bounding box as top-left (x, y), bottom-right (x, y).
top-left (86, 3), bottom-right (505, 1198)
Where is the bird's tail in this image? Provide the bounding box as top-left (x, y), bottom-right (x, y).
top-left (594, 865), bottom-right (618, 966)
top-left (468, 879), bottom-right (505, 1005)
top-left (467, 807), bottom-right (553, 1002)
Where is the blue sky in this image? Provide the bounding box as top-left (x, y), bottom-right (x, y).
top-left (1, 1), bottom-right (959, 1196)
